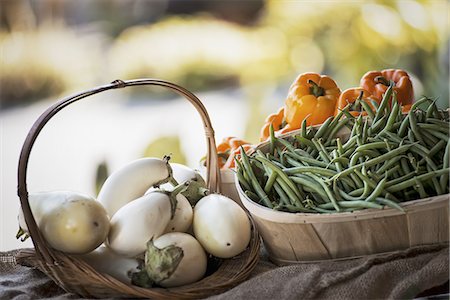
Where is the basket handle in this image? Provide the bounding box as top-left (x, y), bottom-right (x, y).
top-left (17, 78), bottom-right (221, 264)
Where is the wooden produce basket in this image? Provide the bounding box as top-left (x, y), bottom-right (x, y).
top-left (236, 130), bottom-right (449, 265)
top-left (16, 79), bottom-right (260, 299)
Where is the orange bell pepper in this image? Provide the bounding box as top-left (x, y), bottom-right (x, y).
top-left (222, 144), bottom-right (253, 169)
top-left (360, 69), bottom-right (414, 105)
top-left (284, 73), bottom-right (341, 129)
top-left (259, 107), bottom-right (285, 142)
top-left (335, 87), bottom-right (379, 117)
top-left (216, 137), bottom-right (252, 169)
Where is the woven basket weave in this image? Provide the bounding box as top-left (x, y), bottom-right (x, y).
top-left (15, 79), bottom-right (260, 298)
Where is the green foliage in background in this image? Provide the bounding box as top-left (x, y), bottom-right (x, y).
top-left (1, 0), bottom-right (448, 111)
top-left (142, 135), bottom-right (187, 165)
top-left (95, 160), bottom-right (109, 196)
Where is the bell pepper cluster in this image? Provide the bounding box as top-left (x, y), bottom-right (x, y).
top-left (261, 68), bottom-right (414, 141)
top-left (217, 68), bottom-right (415, 169)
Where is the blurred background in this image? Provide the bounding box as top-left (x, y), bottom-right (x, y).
top-left (1, 0), bottom-right (449, 250)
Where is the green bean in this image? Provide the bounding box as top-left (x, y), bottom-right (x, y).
top-left (386, 168), bottom-right (450, 193)
top-left (381, 98), bottom-right (400, 135)
top-left (417, 123), bottom-right (449, 134)
top-left (354, 168), bottom-right (377, 190)
top-left (440, 140), bottom-right (450, 192)
top-left (420, 131), bottom-right (440, 149)
top-left (336, 137), bottom-right (344, 154)
top-left (295, 136), bottom-right (316, 150)
top-left (409, 110), bottom-right (427, 146)
top-left (425, 140), bottom-right (446, 161)
top-left (240, 149), bottom-right (273, 208)
top-left (330, 156), bottom-right (350, 168)
top-left (355, 141), bottom-right (397, 152)
top-left (370, 99), bottom-right (380, 110)
top-left (300, 117), bottom-right (308, 138)
top-left (376, 155), bottom-right (404, 174)
top-left (255, 151), bottom-right (304, 205)
top-left (365, 177), bottom-right (387, 202)
top-left (413, 177), bottom-right (427, 199)
top-left (264, 168), bottom-right (278, 194)
top-left (342, 135), bottom-right (359, 152)
top-left (235, 158), bottom-right (250, 184)
top-left (236, 166), bottom-right (252, 192)
top-left (284, 165), bottom-right (337, 177)
top-left (266, 123), bottom-right (275, 155)
top-left (386, 172), bottom-right (416, 188)
top-left (425, 98), bottom-right (439, 119)
top-left (293, 148), bottom-right (314, 158)
top-left (385, 164), bottom-right (402, 179)
top-left (277, 204), bottom-right (313, 213)
top-left (315, 116), bottom-right (334, 139)
top-left (374, 197), bottom-right (404, 212)
top-left (312, 138), bottom-right (331, 163)
top-left (410, 96), bottom-right (433, 111)
top-left (286, 151), bottom-right (336, 170)
top-left (244, 190), bottom-right (260, 202)
top-left (334, 144), bottom-right (413, 180)
top-left (360, 100), bottom-right (375, 120)
top-left (410, 145), bottom-right (438, 171)
top-left (308, 174), bottom-right (340, 211)
top-left (318, 200), bottom-right (383, 210)
top-left (273, 181), bottom-right (290, 206)
top-left (397, 115), bottom-right (410, 137)
top-left (284, 155), bottom-right (304, 168)
top-left (348, 187), bottom-right (364, 197)
top-left (325, 118), bottom-right (350, 145)
top-left (371, 115), bottom-right (388, 133)
top-left (338, 179), bottom-right (370, 200)
top-left (427, 118), bottom-right (449, 127)
top-left (373, 81), bottom-right (394, 124)
top-left (425, 129), bottom-right (449, 142)
top-left (427, 165), bottom-right (443, 196)
top-left (275, 176), bottom-right (303, 207)
top-left (349, 151), bottom-right (364, 167)
top-left (289, 175), bottom-right (328, 200)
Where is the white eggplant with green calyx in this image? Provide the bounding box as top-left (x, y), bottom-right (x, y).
top-left (97, 156), bottom-right (174, 217)
top-left (162, 180), bottom-right (209, 233)
top-left (107, 191), bottom-right (172, 257)
top-left (145, 162), bottom-right (206, 197)
top-left (131, 232), bottom-right (207, 288)
top-left (193, 194), bottom-right (251, 258)
top-left (17, 191), bottom-right (110, 254)
top-left (77, 246), bottom-right (139, 284)
top-left (164, 193), bottom-right (193, 233)
top-left (165, 163), bottom-right (206, 187)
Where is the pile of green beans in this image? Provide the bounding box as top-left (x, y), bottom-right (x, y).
top-left (236, 83), bottom-right (450, 213)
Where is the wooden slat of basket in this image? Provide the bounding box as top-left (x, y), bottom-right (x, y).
top-left (16, 78), bottom-right (260, 298)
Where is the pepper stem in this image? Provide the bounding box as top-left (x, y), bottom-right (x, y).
top-left (307, 79), bottom-right (325, 97)
top-left (374, 76), bottom-right (391, 87)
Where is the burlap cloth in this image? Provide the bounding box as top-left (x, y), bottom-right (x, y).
top-left (1, 244), bottom-right (448, 300)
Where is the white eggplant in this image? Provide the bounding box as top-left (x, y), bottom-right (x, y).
top-left (17, 191), bottom-right (110, 254)
top-left (193, 194), bottom-right (251, 258)
top-left (107, 191), bottom-right (172, 257)
top-left (164, 193), bottom-right (193, 233)
top-left (77, 246), bottom-right (139, 284)
top-left (132, 232), bottom-right (207, 288)
top-left (17, 191), bottom-right (74, 234)
top-left (145, 162), bottom-right (205, 195)
top-left (97, 157), bottom-right (172, 217)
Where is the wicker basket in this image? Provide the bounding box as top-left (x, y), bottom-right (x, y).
top-left (15, 79), bottom-right (260, 298)
top-left (236, 130), bottom-right (449, 265)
